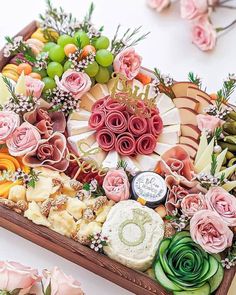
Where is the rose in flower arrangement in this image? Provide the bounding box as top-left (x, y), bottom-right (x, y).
top-left (0, 261), bottom-right (84, 295)
top-left (181, 193), bottom-right (207, 217)
top-left (25, 76), bottom-right (44, 99)
top-left (197, 113), bottom-right (223, 133)
top-left (147, 0), bottom-right (236, 51)
top-left (0, 111), bottom-right (20, 143)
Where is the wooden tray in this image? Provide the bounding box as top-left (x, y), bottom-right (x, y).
top-left (0, 21), bottom-right (235, 295)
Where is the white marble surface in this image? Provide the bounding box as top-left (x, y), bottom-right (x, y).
top-left (0, 0), bottom-right (236, 294)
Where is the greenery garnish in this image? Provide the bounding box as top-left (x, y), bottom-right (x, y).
top-left (27, 169), bottom-right (40, 189)
top-left (153, 68), bottom-right (175, 98)
top-left (213, 127), bottom-right (223, 141)
top-left (210, 154), bottom-right (217, 176)
top-left (216, 74), bottom-right (236, 111)
top-left (1, 76), bottom-right (18, 103)
top-left (117, 159), bottom-right (128, 170)
top-left (188, 72), bottom-right (202, 89)
top-left (83, 183), bottom-right (90, 191)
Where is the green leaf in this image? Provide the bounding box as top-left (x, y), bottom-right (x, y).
top-left (45, 281), bottom-right (51, 295)
top-left (211, 154), bottom-right (217, 176)
top-left (83, 183), bottom-right (90, 191)
top-left (165, 215), bottom-right (176, 221)
top-left (11, 289), bottom-right (22, 295)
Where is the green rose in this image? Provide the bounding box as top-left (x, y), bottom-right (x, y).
top-left (153, 231), bottom-right (224, 295)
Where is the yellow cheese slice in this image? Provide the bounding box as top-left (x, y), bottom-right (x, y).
top-left (195, 131), bottom-right (208, 164)
top-left (195, 138), bottom-right (214, 173)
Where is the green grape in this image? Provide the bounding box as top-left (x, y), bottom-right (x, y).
top-left (94, 36), bottom-right (110, 50)
top-left (42, 77), bottom-right (56, 92)
top-left (32, 67), bottom-right (47, 78)
top-left (49, 45), bottom-right (65, 63)
top-left (42, 42), bottom-right (56, 52)
top-left (95, 66), bottom-right (110, 83)
top-left (73, 31), bottom-right (90, 48)
top-left (47, 62), bottom-right (63, 78)
top-left (64, 60), bottom-right (73, 71)
top-left (95, 49), bottom-right (114, 67)
top-left (57, 34), bottom-right (75, 47)
top-left (84, 61), bottom-right (99, 77)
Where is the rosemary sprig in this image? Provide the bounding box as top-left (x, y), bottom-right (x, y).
top-left (1, 76), bottom-right (19, 103)
top-left (215, 74), bottom-right (236, 110)
top-left (27, 169), bottom-right (40, 189)
top-left (213, 127), bottom-right (223, 141)
top-left (117, 159), bottom-right (128, 170)
top-left (210, 154), bottom-right (217, 176)
top-left (153, 68), bottom-right (175, 99)
top-left (111, 25), bottom-right (150, 55)
top-left (188, 72), bottom-right (202, 89)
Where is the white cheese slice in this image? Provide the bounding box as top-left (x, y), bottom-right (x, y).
top-left (194, 138), bottom-right (214, 173)
top-left (195, 131), bottom-right (208, 164)
top-left (15, 72), bottom-right (26, 95)
top-left (161, 108), bottom-right (180, 126)
top-left (216, 164), bottom-right (236, 179)
top-left (222, 181), bottom-right (236, 192)
top-left (67, 131), bottom-right (96, 155)
top-left (154, 142), bottom-right (174, 155)
top-left (133, 154), bottom-right (160, 171)
top-left (89, 83), bottom-right (109, 100)
top-left (67, 120), bottom-right (91, 136)
top-left (80, 93), bottom-right (97, 112)
top-left (0, 74), bottom-right (11, 105)
top-left (158, 125), bottom-right (180, 144)
top-left (68, 109), bottom-right (91, 121)
top-left (201, 148), bottom-right (228, 174)
top-left (121, 156), bottom-right (140, 174)
top-left (156, 93), bottom-right (175, 115)
top-left (102, 150), bottom-right (120, 169)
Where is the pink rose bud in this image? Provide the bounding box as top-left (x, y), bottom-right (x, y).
top-left (43, 267), bottom-right (84, 295)
top-left (190, 209), bottom-right (233, 253)
top-left (180, 0), bottom-right (208, 20)
top-left (113, 47), bottom-right (142, 80)
top-left (55, 70), bottom-right (92, 100)
top-left (0, 261), bottom-right (41, 293)
top-left (147, 0), bottom-right (171, 12)
top-left (25, 76), bottom-right (45, 99)
top-left (206, 187), bottom-right (236, 227)
top-left (181, 193), bottom-right (206, 217)
top-left (103, 168), bottom-right (130, 202)
top-left (191, 16), bottom-right (217, 51)
top-left (6, 122), bottom-right (41, 157)
top-left (197, 114), bottom-right (223, 133)
top-left (0, 111), bottom-right (20, 143)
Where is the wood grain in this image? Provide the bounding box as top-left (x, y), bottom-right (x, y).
top-left (0, 21), bottom-right (235, 295)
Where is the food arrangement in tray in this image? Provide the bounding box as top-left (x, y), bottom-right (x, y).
top-left (0, 1), bottom-right (236, 294)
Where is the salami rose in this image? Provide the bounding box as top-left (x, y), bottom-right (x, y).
top-left (115, 133), bottom-right (136, 156)
top-left (96, 128), bottom-right (116, 151)
top-left (136, 133), bottom-right (156, 155)
top-left (128, 115), bottom-right (148, 136)
top-left (105, 98), bottom-right (126, 112)
top-left (105, 111), bottom-right (127, 133)
top-left (149, 114), bottom-right (163, 137)
top-left (91, 97), bottom-right (108, 112)
top-left (89, 111), bottom-right (105, 130)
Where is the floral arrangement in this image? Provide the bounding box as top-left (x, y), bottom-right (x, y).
top-left (0, 1), bottom-right (236, 295)
top-left (147, 0), bottom-right (236, 51)
top-left (0, 261), bottom-right (84, 295)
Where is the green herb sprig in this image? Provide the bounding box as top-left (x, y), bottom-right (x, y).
top-left (216, 74), bottom-right (236, 111)
top-left (188, 72), bottom-right (202, 89)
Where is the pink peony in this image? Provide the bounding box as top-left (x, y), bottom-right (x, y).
top-left (197, 114), bottom-right (222, 133)
top-left (103, 169), bottom-right (130, 202)
top-left (25, 76), bottom-right (44, 99)
top-left (191, 16), bottom-right (217, 51)
top-left (206, 187), bottom-right (236, 226)
top-left (180, 0), bottom-right (208, 20)
top-left (181, 193), bottom-right (206, 217)
top-left (43, 267), bottom-right (83, 295)
top-left (190, 209), bottom-right (233, 253)
top-left (147, 0), bottom-right (170, 12)
top-left (113, 48), bottom-right (142, 80)
top-left (0, 261), bottom-right (40, 294)
top-left (0, 111), bottom-right (20, 143)
top-left (6, 122), bottom-right (40, 157)
top-left (55, 70), bottom-right (91, 100)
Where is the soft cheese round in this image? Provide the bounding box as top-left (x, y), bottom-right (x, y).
top-left (102, 200), bottom-right (164, 271)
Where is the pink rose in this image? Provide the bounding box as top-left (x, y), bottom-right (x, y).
top-left (0, 111), bottom-right (20, 143)
top-left (6, 122), bottom-right (40, 157)
top-left (55, 70), bottom-right (91, 100)
top-left (180, 0), bottom-right (208, 20)
top-left (191, 16), bottom-right (217, 51)
top-left (0, 261), bottom-right (40, 293)
top-left (147, 0), bottom-right (170, 12)
top-left (25, 76), bottom-right (44, 99)
top-left (113, 48), bottom-right (142, 80)
top-left (205, 187), bottom-right (236, 226)
top-left (103, 169), bottom-right (130, 202)
top-left (43, 267), bottom-right (84, 295)
top-left (181, 193), bottom-right (206, 217)
top-left (190, 209), bottom-right (233, 253)
top-left (197, 114), bottom-right (222, 133)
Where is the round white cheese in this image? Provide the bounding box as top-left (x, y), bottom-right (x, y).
top-left (102, 200), bottom-right (164, 271)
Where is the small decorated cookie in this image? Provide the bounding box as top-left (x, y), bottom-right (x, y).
top-left (102, 200), bottom-right (164, 271)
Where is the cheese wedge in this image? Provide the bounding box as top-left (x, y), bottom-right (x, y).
top-left (195, 138), bottom-right (214, 173)
top-left (158, 125), bottom-right (180, 144)
top-left (173, 97), bottom-right (199, 112)
top-left (67, 120), bottom-right (91, 136)
top-left (80, 93), bottom-right (97, 111)
top-left (121, 156), bottom-right (140, 173)
top-left (161, 108), bottom-right (180, 125)
top-left (102, 150), bottom-right (120, 169)
top-left (67, 131), bottom-right (96, 154)
top-left (133, 154), bottom-right (160, 171)
top-left (171, 82), bottom-right (198, 97)
top-left (69, 109), bottom-right (91, 121)
top-left (0, 73), bottom-right (11, 106)
top-left (89, 83), bottom-right (109, 100)
top-left (15, 72), bottom-right (26, 95)
top-left (156, 93), bottom-right (176, 115)
top-left (216, 164), bottom-right (236, 179)
top-left (154, 142), bottom-right (174, 155)
top-left (201, 148), bottom-right (228, 174)
top-left (222, 181), bottom-right (236, 192)
top-left (195, 131), bottom-right (208, 164)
